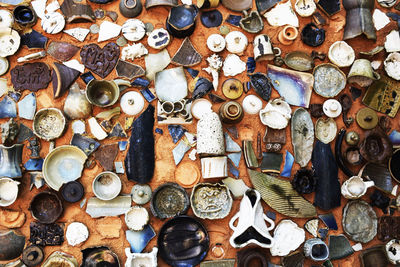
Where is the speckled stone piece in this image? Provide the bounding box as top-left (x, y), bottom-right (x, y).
top-left (197, 112), bottom-right (225, 156)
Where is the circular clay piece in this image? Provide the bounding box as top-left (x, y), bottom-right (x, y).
top-left (147, 28), bottom-right (170, 49)
top-left (22, 245), bottom-right (44, 267)
top-left (61, 181), bottom-right (84, 203)
top-left (191, 98), bottom-right (213, 120)
top-left (242, 95), bottom-right (263, 114)
top-left (125, 206), bottom-right (149, 231)
top-left (66, 222), bottom-right (89, 246)
top-left (0, 57), bottom-right (9, 76)
top-left (207, 33), bottom-right (226, 52)
top-left (322, 99), bottom-right (342, 118)
top-left (41, 12), bottom-right (65, 34)
top-left (120, 91), bottom-right (145, 115)
top-left (175, 162), bottom-right (201, 188)
top-left (356, 107), bottom-right (378, 130)
top-left (131, 184), bottom-right (152, 205)
top-left (222, 78), bottom-right (243, 100)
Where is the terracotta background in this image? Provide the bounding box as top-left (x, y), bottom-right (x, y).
top-left (0, 0), bottom-right (398, 266)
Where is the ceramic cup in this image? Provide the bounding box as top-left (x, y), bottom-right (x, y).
top-left (341, 176), bottom-right (375, 199)
top-left (254, 34), bottom-right (281, 61)
top-left (348, 59), bottom-right (380, 87)
top-left (304, 238), bottom-right (329, 261)
top-left (86, 79), bottom-right (120, 107)
top-left (278, 25), bottom-right (298, 45)
top-left (92, 171), bottom-right (122, 201)
top-left (119, 0), bottom-right (142, 18)
top-left (0, 177), bottom-right (19, 206)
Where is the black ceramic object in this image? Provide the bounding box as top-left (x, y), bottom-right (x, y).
top-left (125, 105), bottom-right (155, 183)
top-left (29, 222), bottom-right (64, 246)
top-left (22, 245), bottom-right (44, 266)
top-left (61, 181), bottom-right (84, 203)
top-left (21, 30), bottom-right (48, 49)
top-left (301, 23), bottom-right (325, 47)
top-left (81, 247), bottom-right (120, 267)
top-left (29, 191), bottom-right (63, 224)
top-left (13, 5), bottom-right (37, 26)
top-left (119, 0), bottom-right (142, 18)
top-left (317, 0), bottom-right (340, 16)
top-left (256, 0), bottom-right (281, 15)
top-left (248, 72), bottom-right (272, 102)
top-left (166, 5), bottom-right (198, 38)
top-left (150, 182), bottom-right (189, 219)
top-left (158, 216), bottom-right (209, 267)
top-left (291, 168), bottom-right (316, 194)
top-left (200, 9), bottom-right (222, 28)
top-left (328, 235), bottom-right (354, 260)
top-left (192, 77), bottom-right (213, 99)
top-left (0, 230), bottom-right (25, 261)
top-left (312, 140), bottom-right (341, 210)
top-left (360, 245), bottom-right (388, 267)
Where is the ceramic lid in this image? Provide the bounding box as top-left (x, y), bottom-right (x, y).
top-left (356, 107), bottom-right (378, 129)
top-left (61, 181), bottom-right (84, 203)
top-left (222, 78), bottom-right (243, 100)
top-left (242, 95), bottom-right (263, 114)
top-left (225, 31), bottom-right (248, 54)
top-left (191, 98), bottom-right (212, 119)
top-left (120, 91), bottom-right (145, 115)
top-left (131, 184), bottom-right (152, 204)
top-left (150, 182), bottom-right (189, 219)
top-left (175, 162), bottom-right (200, 188)
top-left (322, 99), bottom-right (342, 118)
top-left (125, 206), bottom-right (149, 231)
top-left (206, 33), bottom-right (226, 52)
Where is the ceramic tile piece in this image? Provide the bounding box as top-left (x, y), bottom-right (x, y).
top-left (0, 96), bottom-right (16, 118)
top-left (227, 152), bottom-right (241, 167)
top-left (109, 122), bottom-right (128, 139)
top-left (126, 225), bottom-right (156, 253)
top-left (225, 132), bottom-right (241, 152)
top-left (115, 162), bottom-right (124, 174)
top-left (24, 158), bottom-right (44, 171)
top-left (281, 150), bottom-right (294, 177)
top-left (17, 123), bottom-right (34, 142)
top-left (71, 120), bottom-right (86, 134)
top-left (17, 93), bottom-right (36, 120)
top-left (172, 140), bottom-right (191, 165)
top-left (85, 196), bottom-right (131, 218)
top-left (119, 141), bottom-right (128, 151)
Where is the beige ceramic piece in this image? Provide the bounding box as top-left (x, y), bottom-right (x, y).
top-left (92, 171), bottom-right (122, 201)
top-left (221, 0), bottom-right (252, 12)
top-left (328, 41), bottom-right (355, 67)
top-left (120, 91), bottom-right (145, 115)
top-left (33, 108), bottom-right (66, 141)
top-left (0, 28), bottom-right (20, 57)
top-left (66, 222), bottom-right (89, 246)
top-left (278, 25), bottom-right (298, 45)
top-left (121, 43), bottom-right (148, 61)
top-left (125, 206), bottom-right (149, 231)
top-left (315, 118), bottom-right (337, 144)
top-left (201, 156), bottom-right (228, 179)
top-left (223, 54), bottom-right (246, 76)
top-left (191, 98), bottom-right (212, 120)
top-left (42, 251), bottom-right (78, 267)
top-left (341, 175), bottom-right (375, 199)
top-left (294, 0), bottom-right (316, 17)
top-left (348, 59), bottom-right (380, 87)
top-left (385, 30), bottom-right (400, 53)
top-left (264, 1), bottom-right (299, 27)
top-left (259, 98), bottom-right (292, 129)
top-left (88, 117), bottom-right (108, 140)
top-left (225, 31), bottom-right (248, 54)
top-left (0, 178), bottom-right (19, 207)
top-left (63, 83), bottom-right (92, 119)
top-left (207, 34), bottom-right (226, 53)
top-left (384, 52), bottom-right (400, 80)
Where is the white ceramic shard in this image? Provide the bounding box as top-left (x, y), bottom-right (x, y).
top-left (242, 95), bottom-right (263, 115)
top-left (270, 220), bottom-right (305, 256)
top-left (66, 222), bottom-right (89, 246)
top-left (294, 0), bottom-right (316, 17)
top-left (201, 156), bottom-right (228, 179)
top-left (120, 91), bottom-right (145, 115)
top-left (122, 19), bottom-right (146, 42)
top-left (259, 98), bottom-right (292, 129)
top-left (323, 99), bottom-right (342, 118)
top-left (223, 54), bottom-right (246, 77)
top-left (121, 43), bottom-right (148, 61)
top-left (207, 34), bottom-right (226, 53)
top-left (305, 219), bottom-right (319, 237)
top-left (155, 67), bottom-right (187, 102)
top-left (125, 206), bottom-right (149, 231)
top-left (371, 60), bottom-right (382, 70)
top-left (265, 1), bottom-right (299, 27)
top-left (17, 51), bottom-right (46, 63)
top-left (46, 0), bottom-right (60, 13)
top-left (315, 118), bottom-right (337, 144)
top-left (72, 120), bottom-right (85, 134)
top-left (0, 10), bottom-right (13, 28)
top-left (98, 21), bottom-right (122, 42)
top-left (0, 28), bottom-right (20, 57)
top-left (222, 177), bottom-right (249, 198)
top-left (377, 0), bottom-right (397, 7)
top-left (125, 247), bottom-right (158, 267)
top-left (188, 149), bottom-right (197, 161)
top-left (41, 12), bottom-right (65, 34)
top-left (147, 28), bottom-right (170, 49)
top-left (31, 0), bottom-right (46, 19)
top-left (384, 52), bottom-right (400, 80)
top-left (64, 28), bottom-right (90, 42)
top-left (386, 239), bottom-right (400, 265)
top-left (184, 132), bottom-right (197, 146)
top-left (86, 196), bottom-right (131, 218)
top-left (191, 98), bottom-right (213, 120)
top-left (385, 30), bottom-right (400, 53)
top-left (225, 31), bottom-right (248, 54)
top-left (88, 117), bottom-right (108, 140)
top-left (63, 60), bottom-right (85, 73)
top-left (373, 9), bottom-right (390, 31)
top-left (341, 176), bottom-right (375, 199)
top-left (203, 54), bottom-right (223, 90)
top-left (328, 41), bottom-right (355, 67)
top-left (0, 78), bottom-right (8, 97)
top-left (145, 49), bottom-right (171, 80)
top-left (18, 93), bottom-right (36, 120)
top-left (115, 162), bottom-right (124, 174)
top-left (0, 178), bottom-right (19, 207)
top-left (197, 111), bottom-right (225, 156)
top-left (0, 57), bottom-right (8, 76)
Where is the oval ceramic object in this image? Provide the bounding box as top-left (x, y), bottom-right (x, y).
top-left (313, 63), bottom-right (346, 98)
top-left (315, 118), bottom-right (337, 144)
top-left (291, 108), bottom-right (314, 167)
top-left (29, 191), bottom-right (63, 224)
top-left (119, 0), bottom-right (142, 18)
top-left (131, 184), bottom-right (152, 204)
top-left (175, 162), bottom-right (200, 188)
top-left (242, 95), bottom-right (263, 115)
top-left (33, 108), bottom-right (66, 141)
top-left (225, 31), bottom-right (248, 54)
top-left (43, 145), bottom-right (88, 191)
top-left (125, 206), bottom-right (149, 231)
top-left (191, 98), bottom-right (212, 120)
top-left (121, 19), bottom-right (146, 41)
top-left (120, 91), bottom-right (145, 115)
top-left (92, 171), bottom-right (122, 201)
top-left (147, 28), bottom-right (170, 49)
top-left (0, 177), bottom-right (19, 206)
top-left (42, 251), bottom-right (78, 267)
top-left (270, 220), bottom-right (305, 256)
top-left (294, 0), bottom-right (316, 17)
top-left (328, 41), bottom-right (355, 67)
top-left (284, 51), bottom-right (314, 71)
top-left (150, 182), bottom-right (189, 219)
top-left (41, 12), bottom-right (65, 34)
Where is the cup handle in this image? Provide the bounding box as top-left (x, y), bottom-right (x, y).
top-left (364, 180), bottom-right (375, 189)
top-left (263, 213), bottom-right (275, 231)
top-left (273, 47), bottom-right (281, 57)
top-left (372, 71), bottom-right (380, 80)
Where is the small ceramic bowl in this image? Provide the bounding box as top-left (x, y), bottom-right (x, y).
top-left (0, 177), bottom-right (19, 206)
top-left (29, 191), bottom-right (63, 224)
top-left (33, 108), bottom-right (66, 141)
top-left (92, 171), bottom-right (122, 201)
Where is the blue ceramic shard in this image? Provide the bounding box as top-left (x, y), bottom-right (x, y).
top-left (228, 160), bottom-right (239, 178)
top-left (140, 88), bottom-right (156, 103)
top-left (155, 128), bottom-right (163, 135)
top-left (21, 30), bottom-right (48, 49)
top-left (226, 126), bottom-right (238, 139)
top-left (244, 81), bottom-right (252, 93)
top-left (225, 132), bottom-right (241, 152)
top-left (125, 105), bottom-right (155, 183)
top-left (71, 134), bottom-right (100, 156)
top-left (247, 57), bottom-right (256, 73)
top-left (228, 152), bottom-right (241, 167)
top-left (185, 67), bottom-right (199, 78)
top-left (115, 162), bottom-right (124, 174)
top-left (17, 123), bottom-right (34, 142)
top-left (319, 213), bottom-right (338, 230)
top-left (172, 140), bottom-right (191, 165)
top-left (80, 72), bottom-right (95, 84)
top-left (0, 96), bottom-right (16, 118)
top-left (267, 65), bottom-right (313, 108)
top-left (131, 77), bottom-right (150, 88)
top-left (119, 141), bottom-right (128, 151)
top-left (126, 224), bottom-right (156, 253)
top-left (389, 130), bottom-right (400, 147)
top-left (281, 150), bottom-right (294, 178)
top-left (226, 14), bottom-right (242, 26)
top-left (168, 125), bottom-right (186, 144)
top-left (8, 91), bottom-right (21, 102)
top-left (18, 93), bottom-right (36, 120)
top-left (200, 10), bottom-right (223, 28)
top-left (318, 228), bottom-right (329, 240)
top-left (24, 158), bottom-right (44, 171)
top-left (109, 122), bottom-right (128, 139)
top-left (266, 211), bottom-right (276, 221)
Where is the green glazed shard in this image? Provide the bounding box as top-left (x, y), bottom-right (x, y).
top-left (248, 169), bottom-right (317, 218)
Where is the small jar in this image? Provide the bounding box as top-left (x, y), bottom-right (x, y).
top-left (219, 101), bottom-right (244, 124)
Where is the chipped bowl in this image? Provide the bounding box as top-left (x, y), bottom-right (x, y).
top-left (33, 108), bottom-right (66, 141)
top-left (92, 171), bottom-right (122, 201)
top-left (0, 177), bottom-right (19, 206)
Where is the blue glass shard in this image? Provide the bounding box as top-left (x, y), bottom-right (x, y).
top-left (389, 130), bottom-right (400, 147)
top-left (225, 132), bottom-right (241, 152)
top-left (115, 162), bottom-right (124, 174)
top-left (266, 211), bottom-right (276, 221)
top-left (126, 224), bottom-right (156, 253)
top-left (140, 88), bottom-right (156, 103)
top-left (0, 96), bottom-right (16, 118)
top-left (18, 93), bottom-right (36, 120)
top-left (131, 77), bottom-right (150, 88)
top-left (80, 72), bottom-right (95, 84)
top-left (172, 140), bottom-right (191, 165)
top-left (281, 150), bottom-right (294, 178)
top-left (155, 128), bottom-right (163, 135)
top-left (228, 152), bottom-right (241, 167)
top-left (71, 134), bottom-right (100, 156)
top-left (319, 213), bottom-right (338, 230)
top-left (247, 57), bottom-right (256, 73)
top-left (168, 125), bottom-right (186, 144)
top-left (119, 141), bottom-right (128, 151)
top-left (24, 158), bottom-right (44, 171)
top-left (226, 14), bottom-right (242, 26)
top-left (184, 67), bottom-right (199, 78)
top-left (228, 160), bottom-right (239, 178)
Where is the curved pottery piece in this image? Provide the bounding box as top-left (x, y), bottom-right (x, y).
top-left (284, 51), bottom-right (314, 71)
top-left (328, 235), bottom-right (354, 260)
top-left (145, 0), bottom-right (178, 9)
top-left (248, 72), bottom-right (273, 102)
top-left (63, 83), bottom-right (92, 119)
top-left (125, 247), bottom-right (158, 267)
top-left (33, 108), bottom-right (66, 141)
top-left (0, 229), bottom-right (25, 261)
top-left (166, 5), bottom-right (198, 38)
top-left (259, 98), bottom-right (291, 129)
top-left (315, 118), bottom-right (337, 144)
top-left (47, 41), bottom-right (79, 62)
top-left (229, 189), bottom-right (274, 248)
top-left (313, 63), bottom-right (346, 98)
top-left (301, 23), bottom-right (325, 47)
top-left (82, 247), bottom-right (120, 267)
top-left (221, 0), bottom-right (252, 12)
top-left (342, 200), bottom-right (377, 243)
top-left (360, 245), bottom-right (389, 267)
top-left (191, 183), bottom-right (232, 219)
top-left (270, 220), bottom-right (305, 257)
top-left (52, 62), bottom-right (80, 99)
top-left (360, 127), bottom-right (392, 163)
top-left (43, 145), bottom-right (87, 191)
top-left (0, 144), bottom-right (23, 178)
top-left (171, 37), bottom-right (202, 66)
top-left (157, 216), bottom-right (209, 267)
top-left (341, 176), bottom-right (374, 199)
top-left (291, 108), bottom-right (314, 167)
top-left (312, 140), bottom-right (341, 210)
top-left (42, 251), bottom-right (78, 267)
top-left (151, 182), bottom-right (189, 219)
top-left (343, 0), bottom-right (376, 40)
top-left (29, 191), bottom-right (63, 224)
top-left (328, 41), bottom-right (355, 67)
top-left (362, 163), bottom-right (393, 194)
top-left (267, 65), bottom-right (313, 108)
top-left (0, 178), bottom-right (19, 207)
top-left (248, 169), bottom-right (317, 218)
top-left (239, 10), bottom-right (263, 34)
top-left (237, 248), bottom-right (269, 267)
top-left (80, 43), bottom-right (120, 79)
top-left (386, 239), bottom-right (400, 265)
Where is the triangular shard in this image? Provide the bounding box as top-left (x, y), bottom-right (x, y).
top-left (116, 60), bottom-right (145, 80)
top-left (168, 125), bottom-right (186, 144)
top-left (64, 27), bottom-right (90, 42)
top-left (172, 140), bottom-right (191, 165)
top-left (47, 41), bottom-right (80, 62)
top-left (227, 152), bottom-right (241, 167)
top-left (94, 143), bottom-right (119, 171)
top-left (225, 132), bottom-right (241, 152)
top-left (109, 122), bottom-right (128, 139)
top-left (171, 37), bottom-right (202, 67)
top-left (52, 62), bottom-right (80, 98)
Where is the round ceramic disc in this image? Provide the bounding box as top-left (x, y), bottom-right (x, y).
top-left (61, 181), bottom-right (84, 203)
top-left (242, 95), bottom-right (262, 114)
top-left (175, 162), bottom-right (200, 188)
top-left (322, 99), bottom-right (342, 118)
top-left (356, 107), bottom-right (378, 130)
top-left (191, 98), bottom-right (212, 120)
top-left (131, 184), bottom-right (152, 205)
top-left (120, 91), bottom-right (145, 115)
top-left (22, 245), bottom-right (44, 267)
top-left (222, 78), bottom-right (243, 100)
top-left (41, 12), bottom-right (65, 34)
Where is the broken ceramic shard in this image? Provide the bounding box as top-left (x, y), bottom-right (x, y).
top-left (17, 51), bottom-right (46, 63)
top-left (201, 10), bottom-right (223, 28)
top-left (147, 28), bottom-right (170, 50)
top-left (60, 0), bottom-right (95, 23)
top-left (281, 150), bottom-right (294, 177)
top-left (0, 229), bottom-right (25, 261)
top-left (385, 239), bottom-right (400, 265)
top-left (239, 10), bottom-right (263, 34)
top-left (384, 52), bottom-right (400, 80)
top-left (30, 191), bottom-right (63, 224)
top-left (221, 0), bottom-right (252, 11)
top-left (42, 251), bottom-right (78, 267)
top-left (284, 51), bottom-right (314, 71)
top-left (64, 59), bottom-right (85, 73)
top-left (33, 108), bottom-right (66, 141)
top-left (303, 238), bottom-right (329, 261)
top-left (295, 0), bottom-right (316, 17)
top-left (80, 43), bottom-right (120, 79)
top-left (94, 143), bottom-right (119, 171)
top-left (203, 54), bottom-right (223, 91)
top-left (0, 28), bottom-right (20, 57)
top-left (41, 12), bottom-right (65, 34)
top-left (313, 63), bottom-right (346, 98)
top-left (171, 37), bottom-right (202, 66)
top-left (64, 83), bottom-right (92, 120)
top-left (225, 132), bottom-right (241, 153)
top-left (317, 0), bottom-right (340, 16)
top-left (98, 21), bottom-right (122, 42)
top-left (197, 111), bottom-right (225, 156)
top-left (343, 0), bottom-right (376, 40)
top-left (151, 183), bottom-right (189, 219)
top-left (0, 96), bottom-right (16, 118)
top-left (259, 98), bottom-right (291, 129)
top-left (328, 235), bottom-right (354, 260)
top-left (229, 189), bottom-right (274, 248)
top-left (155, 67), bottom-right (187, 102)
top-left (362, 163), bottom-right (393, 194)
top-left (81, 247), bottom-right (120, 267)
top-left (264, 1), bottom-right (299, 27)
top-left (207, 34), bottom-right (226, 52)
top-left (243, 140), bottom-right (259, 169)
top-left (223, 54), bottom-right (246, 77)
top-left (301, 23), bottom-right (325, 47)
top-left (385, 30), bottom-right (400, 52)
top-left (268, 65), bottom-right (313, 107)
top-left (222, 177), bottom-right (249, 198)
top-left (341, 176), bottom-right (374, 199)
top-left (116, 60), bottom-right (145, 80)
top-left (47, 41), bottom-right (79, 62)
top-left (86, 196), bottom-right (131, 218)
top-left (64, 28), bottom-right (90, 42)
top-left (11, 62), bottom-right (52, 92)
top-left (225, 31), bottom-right (248, 54)
top-left (315, 118), bottom-right (337, 144)
top-left (1, 119), bottom-right (19, 145)
top-left (61, 181), bottom-right (84, 203)
top-left (172, 140), bottom-right (191, 165)
top-left (21, 30), bottom-right (47, 49)
top-left (270, 220), bottom-right (305, 256)
top-left (191, 183), bottom-right (232, 219)
top-left (121, 43), bottom-right (148, 61)
top-left (348, 59), bottom-right (379, 87)
top-left (0, 209), bottom-right (26, 228)
top-left (304, 219), bottom-right (319, 237)
top-left (0, 178), bottom-right (19, 206)
top-left (242, 95), bottom-right (262, 114)
top-left (342, 200), bottom-right (377, 243)
top-left (360, 128), bottom-right (392, 163)
top-left (125, 247), bottom-right (158, 267)
top-left (373, 9), bottom-right (390, 31)
top-left (291, 108), bottom-right (314, 167)
top-left (145, 49), bottom-right (171, 80)
top-left (168, 125), bottom-right (186, 143)
top-left (66, 222), bottom-right (89, 246)
top-left (248, 73), bottom-right (272, 102)
top-left (125, 105), bottom-right (154, 183)
top-left (191, 77), bottom-right (213, 100)
top-left (125, 206), bottom-right (149, 231)
top-left (52, 62), bottom-right (80, 99)
top-left (248, 169), bottom-right (317, 217)
top-left (166, 4), bottom-right (198, 38)
top-left (0, 10), bottom-right (13, 28)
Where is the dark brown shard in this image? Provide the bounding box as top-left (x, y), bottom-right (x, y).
top-left (116, 60), bottom-right (145, 80)
top-left (80, 43), bottom-right (120, 79)
top-left (313, 11), bottom-right (327, 25)
top-left (171, 37), bottom-right (202, 67)
top-left (60, 0), bottom-right (96, 23)
top-left (0, 229), bottom-right (25, 261)
top-left (310, 103), bottom-right (324, 118)
top-left (208, 93), bottom-right (225, 103)
top-left (94, 143), bottom-right (119, 171)
top-left (360, 128), bottom-right (392, 163)
top-left (11, 62), bottom-right (52, 92)
top-left (263, 128), bottom-right (286, 144)
top-left (29, 191), bottom-right (63, 224)
top-left (29, 222), bottom-right (64, 246)
top-left (47, 41), bottom-right (80, 62)
top-left (52, 62), bottom-right (80, 98)
top-left (360, 245), bottom-right (389, 267)
top-left (377, 216), bottom-right (400, 241)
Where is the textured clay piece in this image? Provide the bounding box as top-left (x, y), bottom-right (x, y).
top-left (94, 143), bottom-right (119, 171)
top-left (80, 43), bottom-right (120, 79)
top-left (171, 37), bottom-right (202, 67)
top-left (116, 60), bottom-right (145, 79)
top-left (11, 62), bottom-right (52, 92)
top-left (29, 221), bottom-right (64, 246)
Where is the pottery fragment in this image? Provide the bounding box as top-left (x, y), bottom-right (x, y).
top-left (386, 239), bottom-right (400, 265)
top-left (243, 140), bottom-right (259, 169)
top-left (121, 19), bottom-right (145, 42)
top-left (145, 49), bottom-right (171, 80)
top-left (151, 182), bottom-right (189, 219)
top-left (360, 127), bottom-right (392, 163)
top-left (0, 178), bottom-right (19, 206)
top-left (52, 62), bottom-right (80, 99)
top-left (304, 219), bottom-right (319, 237)
top-left (197, 111), bottom-right (224, 156)
top-left (264, 1), bottom-right (299, 27)
top-left (0, 209), bottom-right (26, 228)
top-left (171, 37), bottom-right (202, 66)
top-left (0, 96), bottom-right (16, 119)
top-left (47, 41), bottom-right (79, 62)
top-left (0, 229), bottom-right (25, 261)
top-left (125, 247), bottom-right (158, 267)
top-left (41, 12), bottom-right (65, 34)
top-left (225, 31), bottom-right (248, 54)
top-left (22, 245), bottom-right (44, 266)
top-left (328, 235), bottom-right (354, 260)
top-left (172, 140), bottom-right (191, 165)
top-left (385, 30), bottom-right (400, 52)
top-left (201, 9), bottom-right (222, 28)
top-left (284, 51), bottom-right (314, 71)
top-left (64, 28), bottom-right (90, 42)
top-left (270, 220), bottom-right (305, 256)
top-left (222, 177), bottom-right (249, 198)
top-left (86, 196), bottom-right (131, 218)
top-left (315, 118), bottom-right (337, 144)
top-left (17, 93), bottom-right (36, 120)
top-left (94, 143), bottom-right (119, 171)
top-left (60, 0), bottom-right (95, 23)
top-left (225, 132), bottom-right (241, 152)
top-left (155, 67), bottom-right (187, 102)
top-left (384, 52), bottom-right (400, 80)
top-left (126, 224), bottom-right (155, 254)
top-left (121, 43), bottom-right (148, 61)
top-left (81, 247), bottom-right (120, 266)
top-left (42, 251), bottom-right (78, 267)
top-left (0, 28), bottom-right (20, 57)
top-left (291, 168), bottom-right (316, 194)
top-left (201, 156), bottom-right (228, 178)
top-left (301, 23), bottom-right (325, 47)
top-left (343, 0), bottom-right (376, 40)
top-left (259, 98), bottom-right (291, 129)
top-left (291, 108), bottom-right (314, 167)
top-left (11, 62), bottom-right (52, 92)
top-left (116, 60), bottom-right (145, 80)
top-left (239, 10), bottom-right (263, 34)
top-left (98, 21), bottom-right (122, 42)
top-left (373, 9), bottom-right (390, 30)
top-left (66, 222), bottom-right (89, 246)
top-left (295, 0), bottom-right (316, 17)
top-left (221, 0), bottom-right (252, 11)
top-left (223, 54), bottom-right (246, 77)
top-left (63, 83), bottom-right (91, 120)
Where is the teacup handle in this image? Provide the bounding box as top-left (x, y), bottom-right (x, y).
top-left (372, 71), bottom-right (380, 80)
top-left (364, 180), bottom-right (375, 189)
top-left (263, 213), bottom-right (275, 231)
top-left (273, 47), bottom-right (281, 57)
